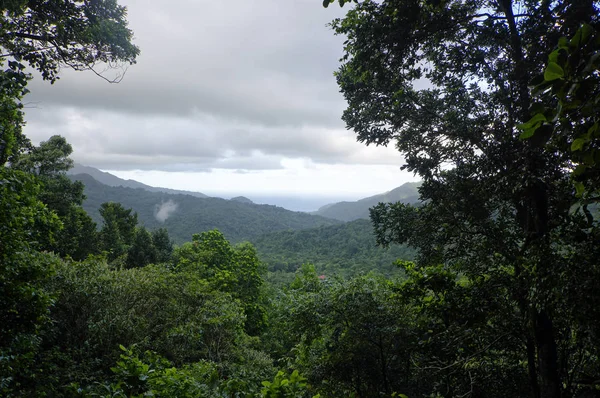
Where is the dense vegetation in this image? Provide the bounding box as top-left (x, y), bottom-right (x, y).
top-left (252, 218), bottom-right (415, 281)
top-left (1, 1), bottom-right (599, 398)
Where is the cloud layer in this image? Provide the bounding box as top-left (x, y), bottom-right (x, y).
top-left (21, 0), bottom-right (413, 196)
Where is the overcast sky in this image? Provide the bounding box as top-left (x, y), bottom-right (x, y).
top-left (22, 0), bottom-right (418, 204)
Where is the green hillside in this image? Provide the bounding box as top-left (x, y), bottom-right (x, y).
top-left (313, 182), bottom-right (421, 221)
top-left (251, 218), bottom-right (415, 280)
top-left (72, 173), bottom-right (341, 243)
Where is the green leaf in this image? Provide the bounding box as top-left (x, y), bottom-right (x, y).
top-left (519, 129), bottom-right (536, 139)
top-left (518, 113), bottom-right (547, 139)
top-left (548, 49), bottom-right (560, 63)
top-left (571, 138), bottom-right (586, 152)
top-left (558, 37), bottom-right (569, 49)
top-left (574, 181), bottom-right (585, 197)
top-left (571, 24), bottom-right (593, 47)
top-left (587, 122), bottom-right (599, 138)
top-left (573, 164), bottom-right (587, 177)
top-left (544, 62), bottom-right (564, 81)
top-left (518, 113), bottom-right (547, 130)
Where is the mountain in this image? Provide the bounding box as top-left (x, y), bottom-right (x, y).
top-left (312, 182), bottom-right (421, 222)
top-left (71, 173), bottom-right (341, 244)
top-left (230, 196), bottom-right (254, 204)
top-left (67, 163), bottom-right (208, 198)
top-left (251, 218), bottom-right (416, 281)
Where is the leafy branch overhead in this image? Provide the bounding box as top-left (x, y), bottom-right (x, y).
top-left (0, 0), bottom-right (140, 83)
top-left (519, 23), bottom-right (600, 198)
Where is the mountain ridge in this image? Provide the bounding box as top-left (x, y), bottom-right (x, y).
top-left (312, 182), bottom-right (421, 221)
top-left (67, 163), bottom-right (209, 198)
top-left (69, 173), bottom-right (341, 244)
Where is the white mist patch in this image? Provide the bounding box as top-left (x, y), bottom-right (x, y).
top-left (155, 200), bottom-right (178, 222)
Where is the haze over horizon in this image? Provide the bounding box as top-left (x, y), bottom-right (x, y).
top-left (22, 0), bottom-right (417, 196)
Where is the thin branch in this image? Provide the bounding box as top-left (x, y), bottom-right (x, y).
top-left (6, 31), bottom-right (50, 41)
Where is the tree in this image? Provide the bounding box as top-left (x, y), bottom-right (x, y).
top-left (126, 226), bottom-right (158, 268)
top-left (152, 228), bottom-right (174, 263)
top-left (0, 0), bottom-right (139, 393)
top-left (327, 1), bottom-right (600, 397)
top-left (520, 24), bottom-right (600, 201)
top-left (0, 0), bottom-right (140, 83)
top-left (0, 60), bottom-right (29, 166)
top-left (0, 0), bottom-right (140, 163)
top-left (12, 135), bottom-right (99, 259)
top-left (0, 168), bottom-right (61, 394)
top-left (100, 201), bottom-right (138, 261)
top-left (173, 230), bottom-right (267, 334)
top-left (13, 135), bottom-right (73, 175)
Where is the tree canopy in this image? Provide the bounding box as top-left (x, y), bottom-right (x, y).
top-left (328, 1), bottom-right (600, 397)
top-left (0, 0), bottom-right (139, 83)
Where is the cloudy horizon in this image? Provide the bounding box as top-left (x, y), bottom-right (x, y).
top-left (22, 0), bottom-right (418, 199)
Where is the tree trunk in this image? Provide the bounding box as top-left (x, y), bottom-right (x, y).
top-left (535, 310), bottom-right (561, 398)
top-left (527, 336), bottom-right (541, 398)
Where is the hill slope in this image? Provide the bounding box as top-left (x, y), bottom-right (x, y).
top-left (251, 218), bottom-right (415, 279)
top-left (67, 164), bottom-right (209, 198)
top-left (71, 173), bottom-right (341, 244)
top-left (313, 182), bottom-right (421, 221)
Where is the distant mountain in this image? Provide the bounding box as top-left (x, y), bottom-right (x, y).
top-left (312, 182), bottom-right (421, 222)
top-left (67, 164), bottom-right (208, 198)
top-left (230, 196), bottom-right (254, 204)
top-left (72, 173), bottom-right (341, 244)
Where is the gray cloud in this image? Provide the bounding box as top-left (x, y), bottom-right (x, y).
top-left (20, 0), bottom-right (403, 173)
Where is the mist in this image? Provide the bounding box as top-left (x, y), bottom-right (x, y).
top-left (155, 200), bottom-right (178, 222)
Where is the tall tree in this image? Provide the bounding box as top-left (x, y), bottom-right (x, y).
top-left (0, 168), bottom-right (61, 394)
top-left (152, 227), bottom-right (174, 263)
top-left (100, 201), bottom-right (138, 261)
top-left (13, 135), bottom-right (99, 259)
top-left (126, 226), bottom-right (158, 268)
top-left (327, 1), bottom-right (600, 397)
top-left (173, 230), bottom-right (267, 334)
top-left (0, 0), bottom-right (138, 392)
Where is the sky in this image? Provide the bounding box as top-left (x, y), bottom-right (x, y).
top-left (22, 0), bottom-right (418, 205)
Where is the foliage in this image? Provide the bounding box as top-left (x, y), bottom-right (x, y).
top-left (13, 135), bottom-right (74, 176)
top-left (31, 258), bottom-right (266, 393)
top-left (253, 218), bottom-right (415, 281)
top-left (0, 59), bottom-right (29, 166)
top-left (329, 1), bottom-right (600, 397)
top-left (260, 370), bottom-right (318, 398)
top-left (126, 226), bottom-right (157, 268)
top-left (0, 0), bottom-right (139, 82)
top-left (174, 230), bottom-right (268, 335)
top-left (99, 201), bottom-right (138, 261)
top-left (94, 346), bottom-right (221, 398)
top-left (0, 168), bottom-right (61, 395)
top-left (13, 135), bottom-right (100, 259)
top-left (287, 273), bottom-right (415, 397)
top-left (520, 23), bottom-right (600, 200)
top-left (0, 0), bottom-right (142, 395)
top-left (152, 228), bottom-right (174, 263)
